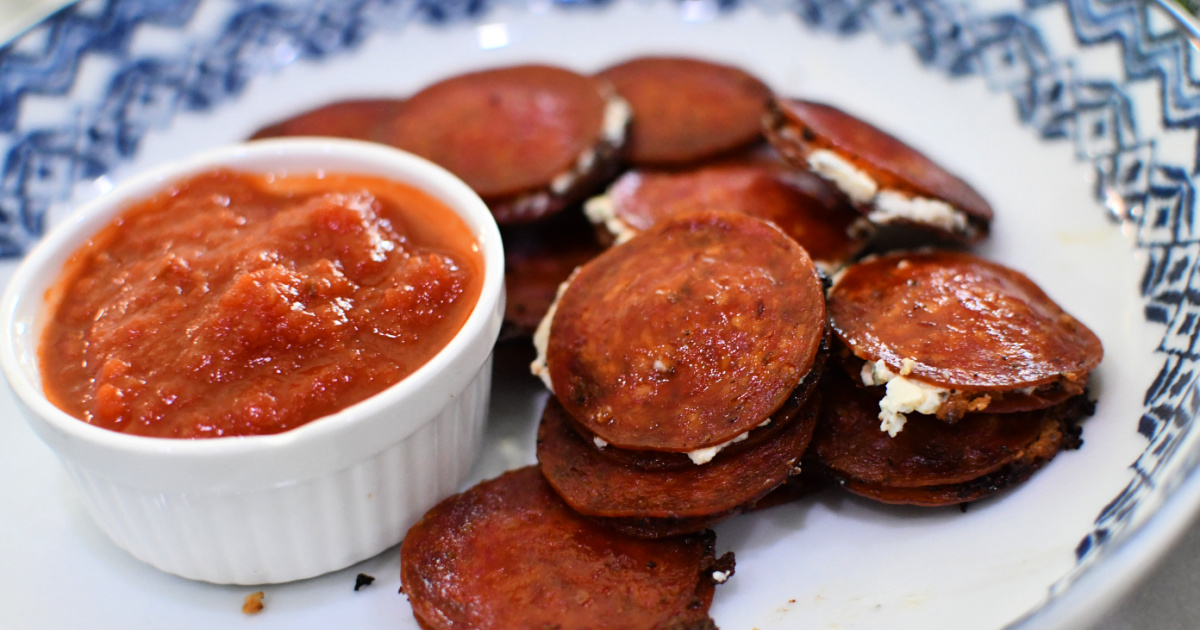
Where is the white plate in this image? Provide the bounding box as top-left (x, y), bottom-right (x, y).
top-left (1, 0), bottom-right (1198, 628)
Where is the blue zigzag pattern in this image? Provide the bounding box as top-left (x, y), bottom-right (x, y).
top-left (0, 0), bottom-right (1198, 603)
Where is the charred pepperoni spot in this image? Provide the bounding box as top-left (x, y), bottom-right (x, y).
top-left (546, 211), bottom-right (825, 451)
top-left (400, 466), bottom-right (728, 630)
top-left (599, 57), bottom-right (771, 166)
top-left (537, 393), bottom-right (818, 522)
top-left (764, 98), bottom-right (993, 242)
top-left (828, 250), bottom-right (1103, 392)
top-left (386, 65), bottom-right (613, 203)
top-left (598, 149), bottom-right (862, 267)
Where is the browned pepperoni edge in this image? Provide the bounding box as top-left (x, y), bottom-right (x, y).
top-left (249, 98), bottom-right (402, 143)
top-left (384, 65), bottom-right (623, 222)
top-left (571, 339), bottom-right (827, 472)
top-left (599, 469), bottom-right (832, 538)
top-left (763, 98), bottom-right (992, 243)
top-left (400, 466), bottom-right (732, 630)
top-left (822, 408), bottom-right (1085, 506)
top-left (598, 56), bottom-right (771, 166)
top-left (537, 391), bottom-right (818, 521)
top-left (828, 250), bottom-right (1103, 393)
top-left (547, 210), bottom-right (825, 451)
top-left (500, 210), bottom-right (607, 339)
top-left (598, 149), bottom-right (863, 267)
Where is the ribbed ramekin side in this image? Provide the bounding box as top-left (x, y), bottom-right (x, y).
top-left (57, 356), bottom-right (493, 585)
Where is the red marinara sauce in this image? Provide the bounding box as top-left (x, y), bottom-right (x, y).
top-left (40, 169), bottom-right (484, 438)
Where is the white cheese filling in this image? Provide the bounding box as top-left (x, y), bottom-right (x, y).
top-left (530, 270), bottom-right (580, 393)
top-left (547, 94), bottom-right (632, 196)
top-left (583, 193), bottom-right (638, 244)
top-left (868, 190), bottom-right (969, 234)
top-left (806, 149), bottom-right (877, 205)
top-left (805, 149), bottom-right (971, 237)
top-left (711, 570), bottom-right (731, 584)
top-left (685, 417), bottom-right (771, 465)
top-left (860, 359), bottom-right (950, 437)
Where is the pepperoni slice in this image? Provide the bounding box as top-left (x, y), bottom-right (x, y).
top-left (537, 393), bottom-right (818, 522)
top-left (500, 211), bottom-right (606, 339)
top-left (765, 98), bottom-right (992, 242)
top-left (385, 65), bottom-right (619, 214)
top-left (809, 371), bottom-right (1090, 506)
top-left (570, 343), bottom-right (827, 472)
top-left (598, 57), bottom-right (771, 166)
top-left (546, 211), bottom-right (826, 451)
top-left (249, 98), bottom-right (401, 143)
top-left (591, 150), bottom-right (863, 267)
top-left (400, 466), bottom-right (732, 630)
top-left (828, 250), bottom-right (1103, 392)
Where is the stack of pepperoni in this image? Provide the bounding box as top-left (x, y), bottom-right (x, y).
top-left (251, 56), bottom-right (1103, 628)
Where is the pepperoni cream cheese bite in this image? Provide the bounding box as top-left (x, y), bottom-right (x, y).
top-left (386, 64), bottom-right (630, 224)
top-left (535, 210), bottom-right (826, 454)
top-left (764, 98), bottom-right (993, 243)
top-left (400, 466), bottom-right (734, 629)
top-left (827, 250), bottom-right (1103, 436)
top-left (583, 150), bottom-right (864, 270)
top-left (809, 371), bottom-right (1091, 506)
top-left (598, 56), bottom-right (772, 166)
top-left (538, 390), bottom-right (819, 537)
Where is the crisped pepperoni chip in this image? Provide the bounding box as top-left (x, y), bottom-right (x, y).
top-left (765, 98), bottom-right (992, 242)
top-left (546, 211), bottom-right (825, 451)
top-left (400, 466), bottom-right (731, 630)
top-left (537, 393), bottom-right (817, 522)
top-left (385, 65), bottom-right (620, 221)
top-left (599, 57), bottom-right (771, 166)
top-left (810, 371), bottom-right (1091, 506)
top-left (591, 150), bottom-right (863, 267)
top-left (249, 98), bottom-right (401, 143)
top-left (829, 251), bottom-right (1103, 394)
top-left (501, 211), bottom-right (607, 339)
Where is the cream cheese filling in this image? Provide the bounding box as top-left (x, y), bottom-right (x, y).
top-left (685, 420), bottom-right (767, 466)
top-left (530, 270), bottom-right (580, 393)
top-left (583, 193), bottom-right (638, 244)
top-left (861, 359), bottom-right (951, 437)
top-left (806, 149), bottom-right (971, 237)
top-left (806, 149), bottom-right (877, 205)
top-left (545, 93), bottom-right (631, 197)
top-left (868, 190), bottom-right (969, 234)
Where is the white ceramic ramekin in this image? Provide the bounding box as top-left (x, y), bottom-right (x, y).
top-left (0, 138), bottom-right (505, 585)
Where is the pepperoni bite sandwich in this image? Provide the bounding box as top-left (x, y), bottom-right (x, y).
top-left (583, 148), bottom-right (864, 270)
top-left (764, 98), bottom-right (993, 244)
top-left (597, 56), bottom-right (772, 167)
top-left (531, 210), bottom-right (828, 534)
top-left (385, 64), bottom-right (630, 224)
top-left (400, 466), bottom-right (734, 630)
top-left (811, 250), bottom-right (1102, 505)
